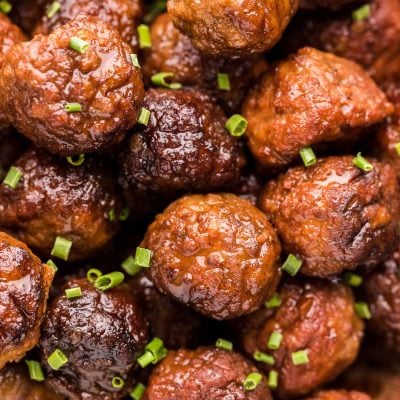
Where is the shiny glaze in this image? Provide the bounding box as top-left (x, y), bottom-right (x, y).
top-left (305, 390), bottom-right (371, 400)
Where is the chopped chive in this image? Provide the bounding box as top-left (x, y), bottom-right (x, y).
top-left (146, 337), bottom-right (164, 357)
top-left (135, 247), bottom-right (152, 268)
top-left (46, 1), bottom-right (61, 18)
top-left (353, 152), bottom-right (373, 172)
top-left (253, 351), bottom-right (274, 365)
top-left (46, 259), bottom-right (58, 272)
top-left (215, 338), bottom-right (233, 351)
top-left (0, 0), bottom-right (12, 14)
top-left (217, 73), bottom-right (231, 91)
top-left (281, 254), bottom-right (302, 276)
top-left (65, 102), bottom-right (82, 112)
top-left (344, 272), bottom-right (363, 287)
top-left (138, 107), bottom-right (151, 125)
top-left (299, 147), bottom-right (316, 167)
top-left (151, 72), bottom-right (182, 89)
top-left (65, 286), bottom-right (82, 299)
top-left (121, 255), bottom-right (141, 276)
top-left (225, 114), bottom-right (248, 137)
top-left (138, 337), bottom-right (167, 368)
top-left (137, 350), bottom-right (155, 368)
top-left (267, 331), bottom-right (283, 350)
top-left (130, 383), bottom-right (146, 400)
top-left (394, 142), bottom-right (400, 156)
top-left (108, 208), bottom-right (116, 221)
top-left (292, 349), bottom-right (309, 366)
top-left (94, 271), bottom-right (124, 291)
top-left (268, 370), bottom-right (278, 389)
top-left (130, 54), bottom-right (141, 68)
top-left (69, 37), bottom-right (89, 54)
top-left (243, 372), bottom-right (262, 391)
top-left (352, 4), bottom-right (371, 21)
top-left (355, 302), bottom-right (372, 319)
top-left (3, 166), bottom-right (22, 188)
top-left (51, 236), bottom-right (72, 261)
top-left (87, 268), bottom-right (102, 283)
top-left (112, 376), bottom-right (125, 389)
top-left (265, 293), bottom-right (281, 309)
top-left (47, 349), bottom-right (68, 370)
top-left (25, 360), bottom-right (45, 382)
top-left (119, 206), bottom-right (130, 221)
top-left (137, 24), bottom-right (152, 48)
top-left (66, 153), bottom-right (85, 166)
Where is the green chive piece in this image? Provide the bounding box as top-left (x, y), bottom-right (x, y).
top-left (130, 383), bottom-right (146, 400)
top-left (352, 4), bottom-right (371, 21)
top-left (138, 107), bottom-right (151, 126)
top-left (225, 114), bottom-right (248, 137)
top-left (243, 372), bottom-right (262, 391)
top-left (112, 376), bottom-right (125, 389)
top-left (94, 271), bottom-right (124, 291)
top-left (394, 142), bottom-right (400, 156)
top-left (217, 73), bottom-right (231, 91)
top-left (146, 337), bottom-right (164, 357)
top-left (25, 360), bottom-right (45, 382)
top-left (137, 24), bottom-right (152, 48)
top-left (47, 349), bottom-right (68, 370)
top-left (119, 206), bottom-right (130, 221)
top-left (268, 370), bottom-right (278, 389)
top-left (135, 247), bottom-right (152, 268)
top-left (51, 236), bottom-right (72, 261)
top-left (108, 208), bottom-right (116, 221)
top-left (265, 293), bottom-right (281, 309)
top-left (281, 254), bottom-right (302, 276)
top-left (355, 302), bottom-right (372, 319)
top-left (66, 153), bottom-right (85, 166)
top-left (65, 286), bottom-right (82, 299)
top-left (3, 166), bottom-right (22, 188)
top-left (151, 72), bottom-right (182, 89)
top-left (46, 1), bottom-right (61, 18)
top-left (253, 351), bottom-right (274, 365)
top-left (292, 349), bottom-right (309, 366)
top-left (65, 102), bottom-right (82, 112)
top-left (121, 255), bottom-right (141, 276)
top-left (299, 147), bottom-right (317, 167)
top-left (215, 338), bottom-right (233, 351)
top-left (0, 0), bottom-right (12, 14)
top-left (138, 337), bottom-right (167, 368)
top-left (344, 272), bottom-right (363, 287)
top-left (130, 53), bottom-right (141, 68)
top-left (353, 152), bottom-right (373, 172)
top-left (46, 259), bottom-right (58, 272)
top-left (137, 350), bottom-right (156, 368)
top-left (69, 36), bottom-right (89, 53)
top-left (87, 268), bottom-right (102, 283)
top-left (267, 331), bottom-right (283, 350)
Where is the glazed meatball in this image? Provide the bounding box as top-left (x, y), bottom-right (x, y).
top-left (118, 89), bottom-right (243, 206)
top-left (259, 156), bottom-right (400, 277)
top-left (39, 278), bottom-right (148, 399)
top-left (0, 231), bottom-right (54, 368)
top-left (33, 0), bottom-right (143, 50)
top-left (0, 15), bottom-right (144, 156)
top-left (305, 390), bottom-right (371, 400)
top-left (167, 0), bottom-right (299, 57)
top-left (299, 0), bottom-right (361, 9)
top-left (0, 147), bottom-right (123, 261)
top-left (144, 347), bottom-right (272, 400)
top-left (242, 47), bottom-right (393, 170)
top-left (234, 280), bottom-right (364, 398)
top-left (142, 13), bottom-right (268, 113)
top-left (141, 193), bottom-right (281, 320)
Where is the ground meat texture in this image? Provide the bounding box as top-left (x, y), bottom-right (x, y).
top-left (39, 278), bottom-right (148, 400)
top-left (305, 390), bottom-right (371, 400)
top-left (142, 13), bottom-right (268, 113)
top-left (141, 193), bottom-right (281, 320)
top-left (144, 347), bottom-right (272, 400)
top-left (0, 231), bottom-right (54, 369)
top-left (118, 89), bottom-right (243, 203)
top-left (242, 47), bottom-right (393, 170)
top-left (259, 156), bottom-right (399, 277)
top-left (234, 280), bottom-right (364, 398)
top-left (0, 147), bottom-right (122, 261)
top-left (0, 15), bottom-right (144, 156)
top-left (167, 0), bottom-right (299, 57)
top-left (33, 0), bottom-right (143, 51)
top-left (299, 0), bottom-right (362, 9)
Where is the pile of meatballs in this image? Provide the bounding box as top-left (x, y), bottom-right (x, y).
top-left (1, 0), bottom-right (400, 399)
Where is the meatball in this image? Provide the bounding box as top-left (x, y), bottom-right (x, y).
top-left (0, 147), bottom-right (123, 261)
top-left (141, 193), bottom-right (281, 320)
top-left (118, 89), bottom-right (243, 206)
top-left (142, 13), bottom-right (268, 113)
top-left (39, 278), bottom-right (148, 399)
top-left (144, 347), bottom-right (272, 400)
top-left (242, 47), bottom-right (393, 170)
top-left (234, 279), bottom-right (364, 398)
top-left (0, 15), bottom-right (144, 156)
top-left (305, 390), bottom-right (371, 400)
top-left (259, 156), bottom-right (400, 277)
top-left (299, 0), bottom-right (362, 9)
top-left (167, 0), bottom-right (299, 57)
top-left (33, 0), bottom-right (143, 50)
top-left (0, 231), bottom-right (54, 368)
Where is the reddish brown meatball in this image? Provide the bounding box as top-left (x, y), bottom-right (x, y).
top-left (0, 231), bottom-right (54, 368)
top-left (142, 13), bottom-right (268, 113)
top-left (141, 193), bottom-right (281, 320)
top-left (0, 15), bottom-right (144, 156)
top-left (0, 147), bottom-right (123, 261)
top-left (259, 156), bottom-right (400, 277)
top-left (300, 0), bottom-right (361, 9)
top-left (234, 280), bottom-right (364, 398)
top-left (144, 347), bottom-right (272, 400)
top-left (39, 278), bottom-right (148, 400)
top-left (167, 0), bottom-right (299, 57)
top-left (305, 390), bottom-right (371, 400)
top-left (242, 47), bottom-right (393, 170)
top-left (33, 0), bottom-right (143, 50)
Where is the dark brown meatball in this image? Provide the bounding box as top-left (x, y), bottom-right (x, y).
top-left (9, 0), bottom-right (47, 35)
top-left (299, 0), bottom-right (362, 9)
top-left (259, 156), bottom-right (400, 277)
top-left (0, 15), bottom-right (144, 156)
top-left (33, 0), bottom-right (143, 50)
top-left (0, 147), bottom-right (123, 261)
top-left (234, 280), bottom-right (364, 398)
top-left (242, 47), bottom-right (393, 170)
top-left (144, 347), bottom-right (272, 400)
top-left (142, 13), bottom-right (268, 113)
top-left (39, 278), bottom-right (148, 400)
top-left (0, 231), bottom-right (54, 368)
top-left (305, 390), bottom-right (371, 400)
top-left (167, 0), bottom-right (299, 57)
top-left (141, 193), bottom-right (281, 320)
top-left (118, 89), bottom-right (243, 208)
